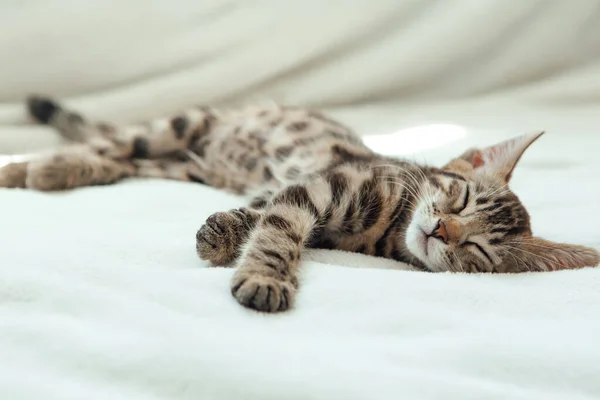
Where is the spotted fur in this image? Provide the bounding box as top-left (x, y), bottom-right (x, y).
top-left (1, 95), bottom-right (598, 313)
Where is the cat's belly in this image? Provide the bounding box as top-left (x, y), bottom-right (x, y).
top-left (191, 119), bottom-right (363, 194)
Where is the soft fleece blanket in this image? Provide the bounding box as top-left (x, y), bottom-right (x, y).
top-left (1, 1), bottom-right (600, 398)
top-left (1, 126), bottom-right (599, 400)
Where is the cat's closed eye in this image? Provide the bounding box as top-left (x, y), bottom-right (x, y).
top-left (452, 184), bottom-right (470, 214)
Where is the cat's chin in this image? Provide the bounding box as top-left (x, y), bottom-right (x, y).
top-left (406, 207), bottom-right (443, 271)
top-left (406, 220), bottom-right (440, 271)
top-left (406, 227), bottom-right (428, 259)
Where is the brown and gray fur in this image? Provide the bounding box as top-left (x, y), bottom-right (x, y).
top-left (1, 95), bottom-right (598, 313)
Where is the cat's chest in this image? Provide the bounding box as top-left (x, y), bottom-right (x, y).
top-left (322, 216), bottom-right (396, 255)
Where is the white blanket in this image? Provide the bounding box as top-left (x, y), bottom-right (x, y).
top-left (2, 1), bottom-right (600, 398)
top-left (1, 125), bottom-right (599, 400)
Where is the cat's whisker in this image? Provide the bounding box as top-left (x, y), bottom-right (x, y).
top-left (452, 251), bottom-right (466, 273)
top-left (484, 183), bottom-right (510, 198)
top-left (409, 166), bottom-right (433, 202)
top-left (372, 163), bottom-right (426, 192)
top-left (505, 249), bottom-right (527, 272)
top-left (487, 188), bottom-right (510, 200)
top-left (504, 239), bottom-right (571, 253)
top-left (396, 166), bottom-right (436, 206)
top-left (376, 168), bottom-right (423, 188)
top-left (377, 178), bottom-right (420, 210)
top-left (380, 191), bottom-right (418, 212)
top-left (375, 175), bottom-right (422, 200)
top-left (502, 244), bottom-right (563, 271)
top-left (504, 239), bottom-right (555, 249)
top-left (376, 176), bottom-right (422, 202)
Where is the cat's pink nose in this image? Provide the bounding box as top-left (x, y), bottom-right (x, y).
top-left (431, 220), bottom-right (449, 243)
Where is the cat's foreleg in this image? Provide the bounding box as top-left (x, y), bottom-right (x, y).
top-left (230, 180), bottom-right (333, 312)
top-left (195, 189), bottom-right (282, 265)
top-left (196, 207), bottom-right (263, 265)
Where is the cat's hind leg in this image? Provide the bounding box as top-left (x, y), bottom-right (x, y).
top-left (0, 162), bottom-right (28, 188)
top-left (0, 146), bottom-right (135, 191)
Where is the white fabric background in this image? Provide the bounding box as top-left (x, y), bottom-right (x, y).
top-left (1, 2), bottom-right (600, 399)
top-left (1, 0), bottom-right (600, 151)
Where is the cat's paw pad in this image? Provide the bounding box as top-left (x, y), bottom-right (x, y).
top-left (231, 273), bottom-right (294, 312)
top-left (196, 211), bottom-right (242, 265)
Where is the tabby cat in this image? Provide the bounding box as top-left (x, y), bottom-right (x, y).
top-left (1, 96), bottom-right (598, 312)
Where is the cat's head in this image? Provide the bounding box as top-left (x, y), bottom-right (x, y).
top-left (405, 132), bottom-right (600, 273)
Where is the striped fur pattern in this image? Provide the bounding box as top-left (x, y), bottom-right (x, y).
top-left (1, 96), bottom-right (598, 313)
top-left (6, 96), bottom-right (368, 193)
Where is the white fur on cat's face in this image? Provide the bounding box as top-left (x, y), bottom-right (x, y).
top-left (405, 131), bottom-right (600, 273)
top-left (405, 175), bottom-right (524, 273)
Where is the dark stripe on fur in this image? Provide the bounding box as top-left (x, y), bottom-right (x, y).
top-left (263, 249), bottom-right (287, 264)
top-left (187, 172), bottom-right (205, 184)
top-left (132, 137), bottom-right (149, 158)
top-left (274, 185), bottom-right (320, 218)
top-left (287, 121), bottom-right (309, 132)
top-left (171, 116), bottom-right (187, 139)
top-left (250, 198), bottom-right (268, 209)
top-left (436, 170), bottom-right (466, 181)
top-left (285, 231), bottom-right (303, 244)
top-left (327, 173), bottom-right (347, 206)
top-left (375, 191), bottom-right (410, 257)
top-left (275, 146), bottom-right (293, 160)
top-left (308, 236), bottom-right (337, 250)
top-left (263, 166), bottom-right (274, 181)
top-left (358, 178), bottom-right (382, 230)
top-left (342, 198), bottom-right (357, 234)
top-left (263, 214), bottom-right (293, 231)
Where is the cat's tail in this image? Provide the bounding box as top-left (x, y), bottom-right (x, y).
top-left (26, 95), bottom-right (109, 143)
top-left (26, 94), bottom-right (215, 161)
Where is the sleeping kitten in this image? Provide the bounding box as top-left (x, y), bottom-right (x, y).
top-left (1, 96), bottom-right (598, 313)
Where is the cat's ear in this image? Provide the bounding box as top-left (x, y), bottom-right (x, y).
top-left (517, 236), bottom-right (600, 271)
top-left (453, 131), bottom-right (545, 183)
top-left (442, 148), bottom-right (480, 174)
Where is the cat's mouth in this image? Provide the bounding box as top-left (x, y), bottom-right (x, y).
top-left (417, 229), bottom-right (430, 256)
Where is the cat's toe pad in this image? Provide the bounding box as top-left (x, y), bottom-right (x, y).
top-left (231, 273), bottom-right (294, 312)
top-left (196, 211), bottom-right (241, 265)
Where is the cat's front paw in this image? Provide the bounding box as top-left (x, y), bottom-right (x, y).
top-left (231, 271), bottom-right (295, 312)
top-left (196, 210), bottom-right (247, 265)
